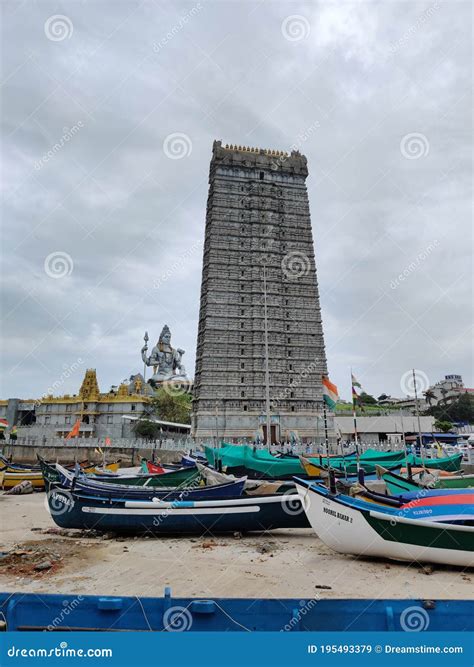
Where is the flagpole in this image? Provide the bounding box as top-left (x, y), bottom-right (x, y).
top-left (323, 405), bottom-right (329, 460)
top-left (413, 369), bottom-right (424, 467)
top-left (351, 368), bottom-right (360, 472)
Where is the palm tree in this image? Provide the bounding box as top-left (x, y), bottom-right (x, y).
top-left (423, 389), bottom-right (436, 406)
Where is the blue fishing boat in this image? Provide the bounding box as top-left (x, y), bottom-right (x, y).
top-left (43, 461), bottom-right (247, 502)
top-left (45, 488), bottom-right (310, 534)
top-left (0, 588), bottom-right (472, 631)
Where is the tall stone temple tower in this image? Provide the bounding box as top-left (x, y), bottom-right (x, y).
top-left (192, 141), bottom-right (329, 443)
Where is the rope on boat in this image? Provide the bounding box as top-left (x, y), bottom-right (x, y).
top-left (135, 596), bottom-right (153, 631)
top-left (211, 601), bottom-right (252, 632)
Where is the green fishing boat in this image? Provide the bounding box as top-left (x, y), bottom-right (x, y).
top-left (205, 445), bottom-right (405, 479)
top-left (86, 467), bottom-right (200, 487)
top-left (406, 452), bottom-right (462, 472)
top-left (378, 466), bottom-right (474, 496)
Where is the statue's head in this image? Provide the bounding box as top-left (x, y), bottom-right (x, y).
top-left (158, 325), bottom-right (172, 348)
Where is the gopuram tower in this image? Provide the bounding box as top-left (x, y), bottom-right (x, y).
top-left (192, 141), bottom-right (329, 444)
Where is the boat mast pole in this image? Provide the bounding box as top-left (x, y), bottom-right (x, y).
top-left (263, 265), bottom-right (271, 451)
top-left (351, 368), bottom-right (360, 472)
top-left (413, 369), bottom-right (425, 467)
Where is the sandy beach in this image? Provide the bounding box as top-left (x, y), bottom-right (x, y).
top-left (0, 493), bottom-right (471, 600)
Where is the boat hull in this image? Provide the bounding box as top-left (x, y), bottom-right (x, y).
top-left (0, 471), bottom-right (44, 489)
top-left (1, 590), bottom-right (472, 632)
top-left (296, 481), bottom-right (474, 567)
top-left (382, 469), bottom-right (474, 496)
top-left (46, 490), bottom-right (310, 534)
top-left (86, 467), bottom-right (199, 487)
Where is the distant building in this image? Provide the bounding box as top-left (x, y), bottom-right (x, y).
top-left (428, 374), bottom-right (472, 406)
top-left (0, 369), bottom-right (151, 441)
top-left (335, 415), bottom-right (435, 444)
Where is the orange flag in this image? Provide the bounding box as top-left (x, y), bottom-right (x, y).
top-left (65, 419), bottom-right (81, 440)
top-left (105, 436), bottom-right (111, 446)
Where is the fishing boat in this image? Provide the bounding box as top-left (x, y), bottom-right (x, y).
top-left (1, 588), bottom-right (472, 632)
top-left (87, 466), bottom-right (199, 487)
top-left (1, 455), bottom-right (119, 474)
top-left (298, 456), bottom-right (401, 481)
top-left (378, 466), bottom-right (474, 495)
top-left (406, 452), bottom-right (462, 472)
top-left (0, 469), bottom-right (45, 490)
top-left (41, 461), bottom-right (246, 502)
top-left (205, 444), bottom-right (305, 479)
top-left (295, 479), bottom-right (474, 567)
top-left (45, 487), bottom-right (310, 534)
top-left (205, 445), bottom-right (407, 479)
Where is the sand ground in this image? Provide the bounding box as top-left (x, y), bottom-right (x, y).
top-left (0, 493), bottom-right (471, 600)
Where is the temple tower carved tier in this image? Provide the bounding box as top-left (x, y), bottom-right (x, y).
top-left (192, 141), bottom-right (328, 443)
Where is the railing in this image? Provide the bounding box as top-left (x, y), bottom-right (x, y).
top-left (3, 437), bottom-right (471, 463)
top-left (6, 436), bottom-right (194, 451)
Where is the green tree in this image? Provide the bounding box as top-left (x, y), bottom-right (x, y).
top-left (378, 393), bottom-right (390, 401)
top-left (428, 393), bottom-right (474, 423)
top-left (149, 388), bottom-right (192, 424)
top-left (359, 392), bottom-right (377, 405)
top-left (434, 420), bottom-right (453, 433)
top-left (133, 419), bottom-right (161, 440)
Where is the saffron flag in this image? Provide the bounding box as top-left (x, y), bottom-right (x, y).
top-left (322, 376), bottom-right (339, 410)
top-left (65, 419), bottom-right (81, 440)
top-left (105, 436), bottom-right (111, 446)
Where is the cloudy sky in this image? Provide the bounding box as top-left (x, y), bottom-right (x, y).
top-left (1, 0), bottom-right (472, 402)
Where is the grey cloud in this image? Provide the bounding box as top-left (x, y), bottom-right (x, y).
top-left (1, 0), bottom-right (471, 401)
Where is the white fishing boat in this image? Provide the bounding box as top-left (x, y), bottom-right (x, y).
top-left (295, 479), bottom-right (474, 568)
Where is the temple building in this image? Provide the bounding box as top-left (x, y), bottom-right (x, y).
top-left (192, 141), bottom-right (329, 443)
top-left (0, 370), bottom-right (150, 440)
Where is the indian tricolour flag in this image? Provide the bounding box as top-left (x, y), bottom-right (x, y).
top-left (322, 376), bottom-right (339, 410)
